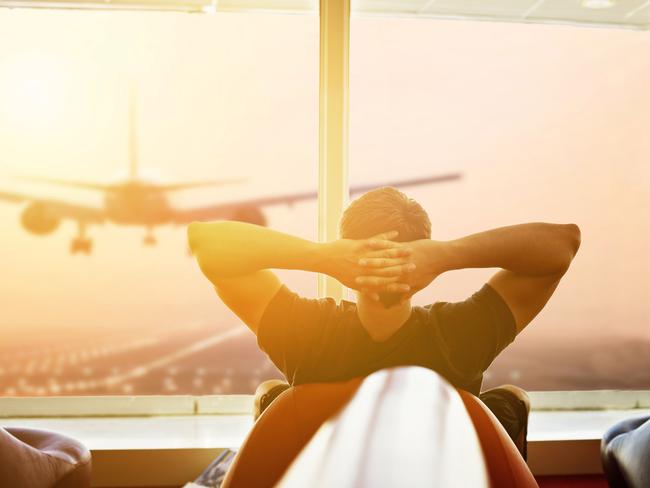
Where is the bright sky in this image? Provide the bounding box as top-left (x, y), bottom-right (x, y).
top-left (0, 9), bottom-right (649, 348)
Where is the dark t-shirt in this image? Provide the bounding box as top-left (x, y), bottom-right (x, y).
top-left (257, 283), bottom-right (516, 396)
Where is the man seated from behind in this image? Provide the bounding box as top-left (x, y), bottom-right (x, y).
top-left (188, 187), bottom-right (580, 457)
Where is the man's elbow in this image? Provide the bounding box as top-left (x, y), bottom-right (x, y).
top-left (187, 221), bottom-right (231, 280)
top-left (187, 221), bottom-right (206, 255)
top-left (564, 223), bottom-right (581, 256)
top-left (556, 223), bottom-right (581, 273)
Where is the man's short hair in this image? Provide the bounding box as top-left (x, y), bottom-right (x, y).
top-left (339, 187), bottom-right (431, 308)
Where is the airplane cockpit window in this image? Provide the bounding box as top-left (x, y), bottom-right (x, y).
top-left (350, 15), bottom-right (650, 391)
top-left (0, 6), bottom-right (319, 396)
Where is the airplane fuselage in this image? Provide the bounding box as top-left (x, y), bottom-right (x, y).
top-left (5, 171), bottom-right (461, 255)
top-left (104, 181), bottom-right (173, 226)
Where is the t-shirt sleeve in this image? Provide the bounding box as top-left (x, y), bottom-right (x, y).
top-left (256, 285), bottom-right (339, 384)
top-left (432, 283), bottom-right (516, 381)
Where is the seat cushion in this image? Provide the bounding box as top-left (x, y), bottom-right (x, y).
top-left (601, 415), bottom-right (650, 488)
top-left (1, 427), bottom-right (92, 488)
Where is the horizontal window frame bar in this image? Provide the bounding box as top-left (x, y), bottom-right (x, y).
top-left (0, 394), bottom-right (254, 418)
top-left (0, 3), bottom-right (647, 31)
top-left (529, 390), bottom-right (650, 411)
top-left (1, 390), bottom-right (649, 418)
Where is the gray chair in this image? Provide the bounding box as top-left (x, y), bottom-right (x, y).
top-left (601, 415), bottom-right (650, 488)
top-left (0, 427), bottom-right (92, 488)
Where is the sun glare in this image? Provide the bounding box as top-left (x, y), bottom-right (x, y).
top-left (0, 52), bottom-right (67, 129)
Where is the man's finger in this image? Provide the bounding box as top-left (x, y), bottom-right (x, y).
top-left (364, 247), bottom-right (411, 259)
top-left (358, 257), bottom-right (412, 268)
top-left (365, 239), bottom-right (406, 251)
top-left (385, 283), bottom-right (411, 293)
top-left (361, 282), bottom-right (410, 293)
top-left (359, 263), bottom-right (416, 277)
top-left (355, 275), bottom-right (400, 287)
top-left (369, 230), bottom-right (399, 241)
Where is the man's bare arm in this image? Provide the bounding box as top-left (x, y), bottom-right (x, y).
top-left (358, 223), bottom-right (581, 333)
top-left (188, 221), bottom-right (412, 333)
top-left (188, 221), bottom-right (326, 279)
top-left (442, 223), bottom-right (580, 333)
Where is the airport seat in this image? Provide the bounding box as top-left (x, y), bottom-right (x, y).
top-left (222, 376), bottom-right (362, 488)
top-left (601, 415), bottom-right (650, 488)
top-left (276, 367), bottom-right (490, 487)
top-left (458, 389), bottom-right (538, 488)
top-left (253, 378), bottom-right (291, 421)
top-left (222, 367), bottom-right (538, 488)
top-left (0, 426), bottom-right (92, 488)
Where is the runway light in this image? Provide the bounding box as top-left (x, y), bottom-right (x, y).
top-left (580, 0), bottom-right (615, 8)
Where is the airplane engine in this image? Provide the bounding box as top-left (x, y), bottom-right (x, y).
top-left (232, 206), bottom-right (267, 226)
top-left (21, 202), bottom-right (61, 235)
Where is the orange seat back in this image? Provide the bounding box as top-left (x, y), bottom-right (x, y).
top-left (221, 377), bottom-right (363, 488)
top-left (276, 367), bottom-right (490, 487)
top-left (459, 390), bottom-right (538, 488)
top-left (223, 371), bottom-right (538, 488)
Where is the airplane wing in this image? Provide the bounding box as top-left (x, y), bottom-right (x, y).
top-left (0, 189), bottom-right (106, 224)
top-left (158, 178), bottom-right (247, 192)
top-left (172, 172), bottom-right (460, 224)
top-left (10, 175), bottom-right (113, 191)
top-left (171, 190), bottom-right (316, 223)
top-left (13, 174), bottom-right (247, 192)
top-left (349, 173), bottom-right (460, 196)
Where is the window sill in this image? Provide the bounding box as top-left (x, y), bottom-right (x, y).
top-left (2, 414), bottom-right (253, 451)
top-left (3, 408), bottom-right (650, 486)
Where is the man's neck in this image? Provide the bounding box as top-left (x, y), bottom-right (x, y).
top-left (356, 297), bottom-right (413, 342)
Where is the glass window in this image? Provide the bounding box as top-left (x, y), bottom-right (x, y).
top-left (350, 14), bottom-right (650, 390)
top-left (0, 5), bottom-right (318, 395)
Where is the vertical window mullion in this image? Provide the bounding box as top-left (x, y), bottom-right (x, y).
top-left (318, 0), bottom-right (350, 300)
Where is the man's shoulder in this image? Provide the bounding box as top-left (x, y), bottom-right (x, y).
top-left (411, 304), bottom-right (437, 327)
top-left (261, 285), bottom-right (350, 324)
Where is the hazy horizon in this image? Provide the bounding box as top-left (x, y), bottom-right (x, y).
top-left (1, 9), bottom-right (649, 394)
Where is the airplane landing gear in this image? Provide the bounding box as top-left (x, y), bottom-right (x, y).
top-left (70, 237), bottom-right (93, 255)
top-left (70, 221), bottom-right (93, 255)
top-left (143, 229), bottom-right (156, 246)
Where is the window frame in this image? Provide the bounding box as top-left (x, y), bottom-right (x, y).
top-left (0, 0), bottom-right (648, 414)
top-left (1, 5), bottom-right (649, 485)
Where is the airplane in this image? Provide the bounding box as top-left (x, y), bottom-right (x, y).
top-left (0, 99), bottom-right (461, 255)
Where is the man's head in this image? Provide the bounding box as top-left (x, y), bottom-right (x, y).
top-left (340, 187), bottom-right (431, 308)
